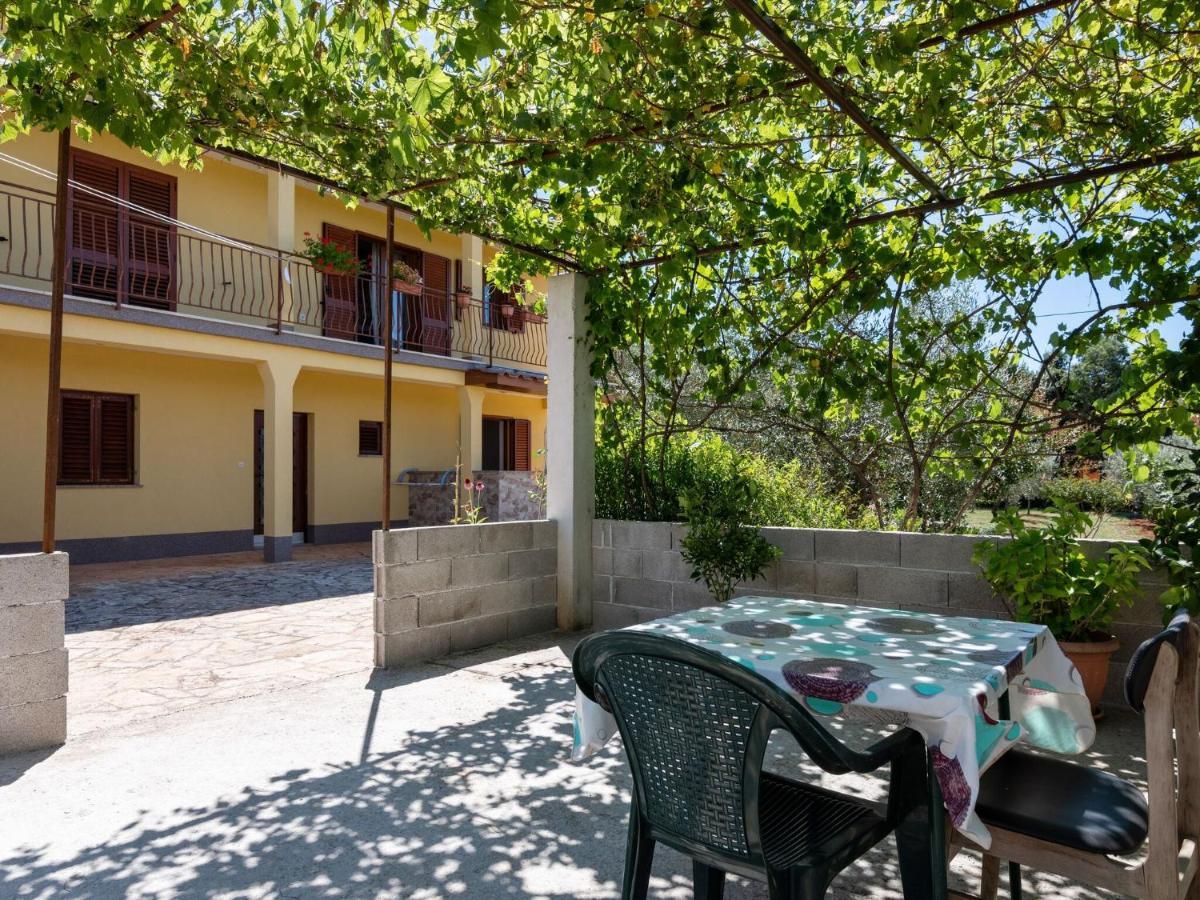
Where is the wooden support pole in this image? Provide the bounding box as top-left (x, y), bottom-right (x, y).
top-left (382, 203), bottom-right (395, 530)
top-left (42, 127), bottom-right (71, 554)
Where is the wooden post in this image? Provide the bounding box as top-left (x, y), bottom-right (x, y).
top-left (42, 127), bottom-right (71, 554)
top-left (382, 203), bottom-right (395, 530)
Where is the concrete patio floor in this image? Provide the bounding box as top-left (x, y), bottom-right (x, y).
top-left (0, 628), bottom-right (1146, 899)
top-left (66, 544), bottom-right (373, 735)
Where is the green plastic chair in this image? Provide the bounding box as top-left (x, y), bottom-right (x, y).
top-left (573, 630), bottom-right (936, 899)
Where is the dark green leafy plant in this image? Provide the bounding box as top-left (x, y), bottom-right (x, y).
top-left (973, 499), bottom-right (1150, 643)
top-left (1141, 447), bottom-right (1200, 618)
top-left (679, 457), bottom-right (781, 604)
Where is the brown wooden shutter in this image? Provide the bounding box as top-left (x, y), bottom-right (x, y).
top-left (419, 252), bottom-right (451, 355)
top-left (358, 420), bottom-right (383, 456)
top-left (97, 395), bottom-right (134, 483)
top-left (321, 223), bottom-right (358, 339)
top-left (125, 169), bottom-right (176, 309)
top-left (68, 151), bottom-right (121, 301)
top-left (59, 392), bottom-right (95, 483)
top-left (513, 419), bottom-right (531, 471)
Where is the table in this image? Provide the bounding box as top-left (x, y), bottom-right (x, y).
top-left (573, 596), bottom-right (1096, 848)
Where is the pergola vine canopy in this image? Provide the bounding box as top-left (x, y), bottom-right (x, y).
top-left (3, 0), bottom-right (1199, 364)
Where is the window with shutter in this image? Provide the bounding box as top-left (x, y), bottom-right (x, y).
top-left (58, 390), bottom-right (135, 485)
top-left (358, 420), bottom-right (383, 456)
top-left (68, 149), bottom-right (177, 309)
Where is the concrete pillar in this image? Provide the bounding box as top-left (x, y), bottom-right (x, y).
top-left (0, 551), bottom-right (68, 755)
top-left (546, 272), bottom-right (594, 631)
top-left (258, 360), bottom-right (301, 562)
top-left (266, 172), bottom-right (296, 323)
top-left (461, 235), bottom-right (484, 300)
top-left (458, 384), bottom-right (485, 473)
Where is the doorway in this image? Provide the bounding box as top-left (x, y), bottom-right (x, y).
top-left (254, 410), bottom-right (309, 538)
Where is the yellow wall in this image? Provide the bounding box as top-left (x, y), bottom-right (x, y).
top-left (292, 188), bottom-right (462, 266)
top-left (0, 334), bottom-right (260, 542)
top-left (294, 370), bottom-right (461, 525)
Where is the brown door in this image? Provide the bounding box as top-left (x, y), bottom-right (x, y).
top-left (321, 222), bottom-right (358, 339)
top-left (253, 410), bottom-right (265, 535)
top-left (252, 410), bottom-right (309, 537)
top-left (292, 412), bottom-right (308, 535)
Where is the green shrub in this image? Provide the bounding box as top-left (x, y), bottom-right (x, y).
top-left (595, 430), bottom-right (861, 528)
top-left (973, 499), bottom-right (1150, 642)
top-left (679, 453), bottom-right (782, 603)
top-left (1042, 477), bottom-right (1128, 515)
top-left (1141, 447), bottom-right (1200, 619)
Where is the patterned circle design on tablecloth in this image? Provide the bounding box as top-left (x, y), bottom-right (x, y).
top-left (722, 619), bottom-right (796, 639)
top-left (930, 746), bottom-right (973, 825)
top-left (781, 657), bottom-right (876, 703)
top-left (869, 616), bottom-right (942, 635)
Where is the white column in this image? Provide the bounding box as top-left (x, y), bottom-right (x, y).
top-left (462, 235), bottom-right (484, 300)
top-left (547, 272), bottom-right (594, 631)
top-left (258, 360), bottom-right (301, 562)
top-left (266, 172), bottom-right (296, 324)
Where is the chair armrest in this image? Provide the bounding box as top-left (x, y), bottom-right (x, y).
top-left (853, 727), bottom-right (924, 772)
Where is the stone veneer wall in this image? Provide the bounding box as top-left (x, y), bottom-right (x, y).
top-left (0, 552), bottom-right (68, 754)
top-left (592, 519), bottom-right (1170, 704)
top-left (407, 471), bottom-right (546, 527)
top-left (374, 520), bottom-right (558, 667)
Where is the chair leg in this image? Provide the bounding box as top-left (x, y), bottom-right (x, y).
top-left (765, 867), bottom-right (793, 900)
top-left (692, 860), bottom-right (725, 900)
top-left (1007, 861), bottom-right (1022, 900)
top-left (979, 855), bottom-right (1000, 900)
top-left (622, 806), bottom-right (655, 900)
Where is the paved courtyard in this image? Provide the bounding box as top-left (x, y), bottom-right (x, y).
top-left (0, 624), bottom-right (1144, 898)
top-left (66, 544), bottom-right (374, 735)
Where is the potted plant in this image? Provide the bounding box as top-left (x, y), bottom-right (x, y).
top-left (391, 260), bottom-right (423, 295)
top-left (499, 298), bottom-right (516, 318)
top-left (974, 498), bottom-right (1151, 714)
top-left (455, 286), bottom-right (473, 311)
top-left (299, 232), bottom-right (360, 276)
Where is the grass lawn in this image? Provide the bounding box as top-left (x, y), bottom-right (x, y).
top-left (963, 508), bottom-right (1153, 542)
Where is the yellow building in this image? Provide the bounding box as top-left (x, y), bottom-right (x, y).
top-left (0, 130), bottom-right (548, 562)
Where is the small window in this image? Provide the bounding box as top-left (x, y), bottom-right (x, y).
top-left (358, 420), bottom-right (383, 456)
top-left (481, 417), bottom-right (531, 471)
top-left (59, 390), bottom-right (135, 485)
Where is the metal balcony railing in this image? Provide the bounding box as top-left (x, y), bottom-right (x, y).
top-left (0, 179), bottom-right (547, 371)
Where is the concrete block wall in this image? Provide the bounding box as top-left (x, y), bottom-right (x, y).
top-left (592, 520), bottom-right (1171, 705)
top-left (0, 552), bottom-right (68, 754)
top-left (374, 520), bottom-right (558, 668)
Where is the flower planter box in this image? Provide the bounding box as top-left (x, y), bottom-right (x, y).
top-left (393, 279), bottom-right (423, 295)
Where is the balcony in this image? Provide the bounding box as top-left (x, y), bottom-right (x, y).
top-left (0, 179), bottom-right (547, 372)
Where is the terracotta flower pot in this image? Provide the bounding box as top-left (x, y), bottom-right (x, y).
top-left (455, 290), bottom-right (472, 310)
top-left (1059, 635), bottom-right (1120, 716)
top-left (393, 278), bottom-right (422, 295)
top-left (500, 303), bottom-right (515, 317)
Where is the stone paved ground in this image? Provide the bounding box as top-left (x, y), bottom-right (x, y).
top-left (66, 544), bottom-right (373, 736)
top-left (0, 629), bottom-right (1143, 899)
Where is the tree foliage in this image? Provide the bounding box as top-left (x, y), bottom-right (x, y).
top-left (4, 0), bottom-right (1198, 491)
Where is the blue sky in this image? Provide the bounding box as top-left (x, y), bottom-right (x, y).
top-left (1029, 274), bottom-right (1189, 354)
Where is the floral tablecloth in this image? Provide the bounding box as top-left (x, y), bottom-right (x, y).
top-left (572, 596), bottom-right (1096, 846)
